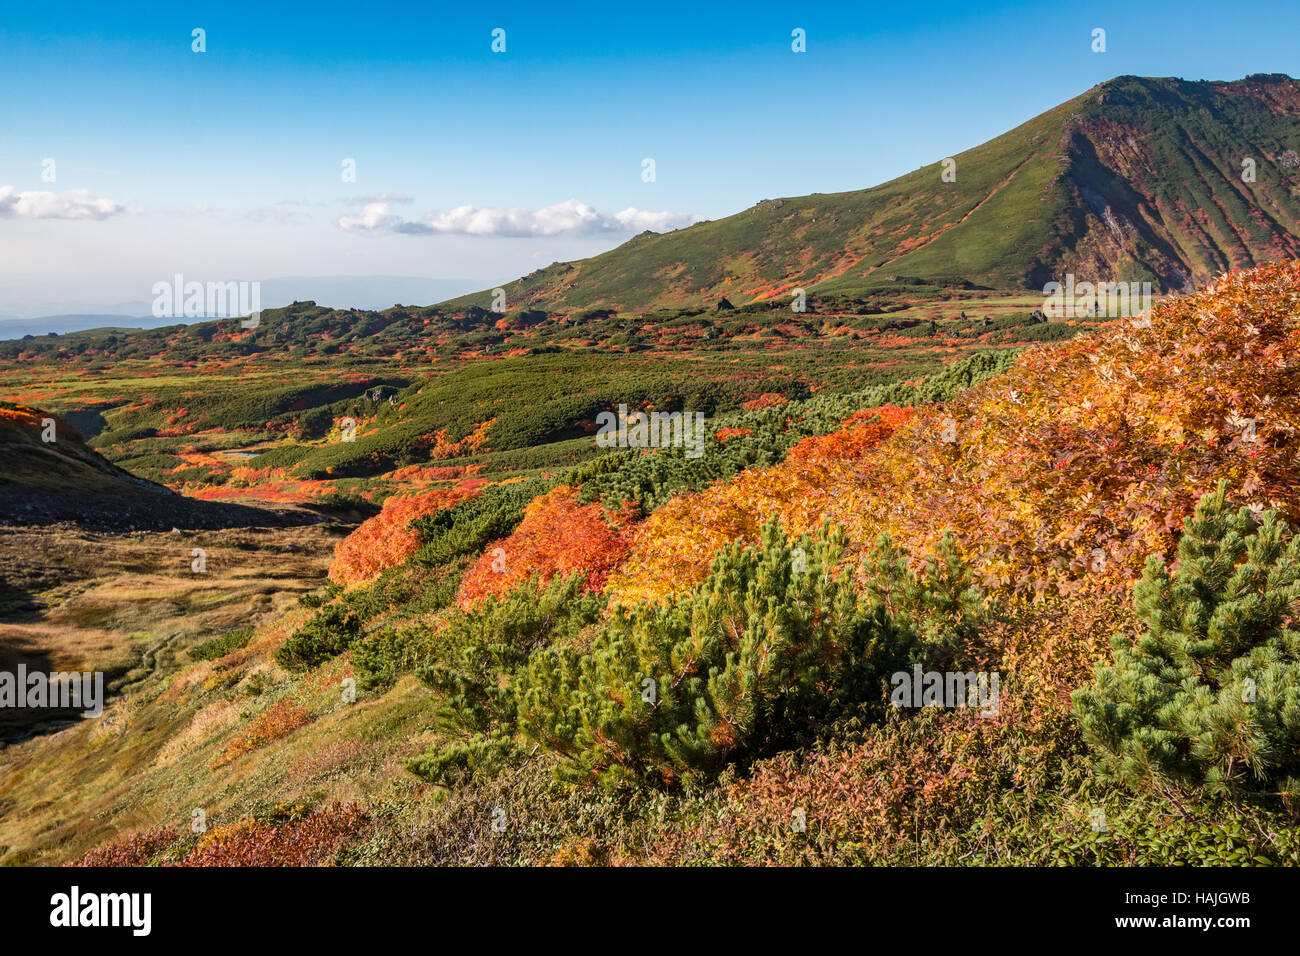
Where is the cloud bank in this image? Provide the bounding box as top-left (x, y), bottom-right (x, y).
top-left (338, 198), bottom-right (704, 237)
top-left (0, 186), bottom-right (129, 220)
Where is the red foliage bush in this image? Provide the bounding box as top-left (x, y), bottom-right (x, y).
top-left (72, 826), bottom-right (180, 866)
top-left (179, 803), bottom-right (370, 867)
top-left (330, 482), bottom-right (483, 587)
top-left (456, 485), bottom-right (634, 608)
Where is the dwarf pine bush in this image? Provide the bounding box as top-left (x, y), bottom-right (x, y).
top-left (405, 575), bottom-right (604, 786)
top-left (509, 517), bottom-right (983, 788)
top-left (274, 604), bottom-right (364, 671)
top-left (1073, 481), bottom-right (1300, 803)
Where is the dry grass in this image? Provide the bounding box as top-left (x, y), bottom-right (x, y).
top-left (152, 699), bottom-right (241, 767)
top-left (0, 521), bottom-right (418, 865)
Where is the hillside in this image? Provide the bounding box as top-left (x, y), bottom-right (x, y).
top-left (443, 75), bottom-right (1300, 311)
top-left (0, 296), bottom-right (1085, 512)
top-left (5, 263), bottom-right (1300, 866)
top-left (0, 402), bottom-right (293, 530)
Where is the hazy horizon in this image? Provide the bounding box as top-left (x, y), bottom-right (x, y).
top-left (0, 275), bottom-right (494, 336)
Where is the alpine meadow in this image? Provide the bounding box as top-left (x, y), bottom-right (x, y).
top-left (2, 4), bottom-right (1300, 933)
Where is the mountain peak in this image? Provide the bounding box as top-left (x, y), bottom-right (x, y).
top-left (443, 75), bottom-right (1300, 312)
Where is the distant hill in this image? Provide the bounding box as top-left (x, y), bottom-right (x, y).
top-left (0, 402), bottom-right (301, 530)
top-left (0, 316), bottom-right (154, 340)
top-left (0, 276), bottom-right (489, 337)
top-left (443, 74), bottom-right (1300, 311)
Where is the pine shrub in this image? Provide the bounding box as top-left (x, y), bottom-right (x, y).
top-left (511, 517), bottom-right (984, 787)
top-left (1073, 481), bottom-right (1300, 804)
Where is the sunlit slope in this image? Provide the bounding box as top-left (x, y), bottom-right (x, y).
top-left (445, 75), bottom-right (1300, 311)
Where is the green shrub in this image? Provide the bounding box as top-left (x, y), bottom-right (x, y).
top-left (275, 605), bottom-right (364, 671)
top-left (351, 626), bottom-right (432, 689)
top-left (575, 350), bottom-right (1017, 512)
top-left (411, 479), bottom-right (551, 568)
top-left (406, 575), bottom-right (604, 786)
top-left (509, 518), bottom-right (983, 788)
top-left (190, 627), bottom-right (253, 661)
top-left (1073, 481), bottom-right (1300, 804)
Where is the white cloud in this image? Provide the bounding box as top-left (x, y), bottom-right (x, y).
top-left (338, 198), bottom-right (703, 237)
top-left (0, 185), bottom-right (129, 220)
top-left (425, 200), bottom-right (604, 237)
top-left (610, 207), bottom-right (708, 232)
top-left (338, 202), bottom-right (410, 233)
top-left (341, 193), bottom-right (413, 206)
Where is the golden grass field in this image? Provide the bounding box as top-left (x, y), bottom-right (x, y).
top-left (0, 520), bottom-right (445, 864)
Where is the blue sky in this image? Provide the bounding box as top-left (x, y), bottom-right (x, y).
top-left (1, 0), bottom-right (1297, 317)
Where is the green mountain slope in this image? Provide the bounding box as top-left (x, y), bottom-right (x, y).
top-left (445, 74), bottom-right (1300, 311)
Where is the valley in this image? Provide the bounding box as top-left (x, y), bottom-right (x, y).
top-left (0, 522), bottom-right (337, 743)
top-left (0, 295), bottom-right (1084, 864)
top-left (2, 68), bottom-right (1300, 870)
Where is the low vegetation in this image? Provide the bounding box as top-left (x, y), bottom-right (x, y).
top-left (6, 262), bottom-right (1300, 866)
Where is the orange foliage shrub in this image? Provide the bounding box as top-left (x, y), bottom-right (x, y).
top-left (605, 405), bottom-right (912, 605)
top-left (192, 478), bottom-right (333, 503)
top-left (0, 405), bottom-right (43, 429)
top-left (229, 464), bottom-right (286, 484)
top-left (823, 262), bottom-right (1300, 600)
top-left (456, 485), bottom-right (634, 608)
top-left (330, 482), bottom-right (483, 587)
top-left (422, 417), bottom-right (495, 460)
top-left (612, 263), bottom-right (1300, 612)
top-left (714, 426), bottom-right (752, 442)
top-left (743, 392), bottom-right (789, 411)
top-left (387, 463), bottom-right (481, 483)
top-left (0, 404), bottom-right (77, 439)
top-left (212, 699), bottom-right (312, 768)
top-left (177, 451), bottom-right (227, 471)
